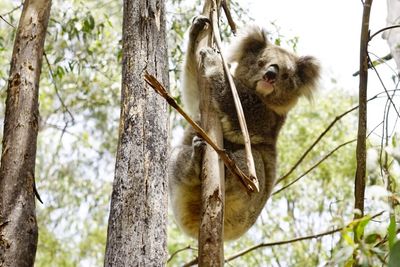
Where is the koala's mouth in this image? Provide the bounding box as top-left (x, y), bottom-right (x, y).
top-left (263, 64), bottom-right (279, 84)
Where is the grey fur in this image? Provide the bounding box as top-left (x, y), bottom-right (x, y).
top-left (169, 16), bottom-right (321, 240)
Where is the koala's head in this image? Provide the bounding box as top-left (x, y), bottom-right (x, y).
top-left (228, 26), bottom-right (320, 115)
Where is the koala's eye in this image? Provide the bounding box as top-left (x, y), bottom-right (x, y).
top-left (257, 60), bottom-right (266, 67)
top-left (281, 73), bottom-right (289, 80)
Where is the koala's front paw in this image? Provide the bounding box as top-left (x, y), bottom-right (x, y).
top-left (192, 136), bottom-right (206, 161)
top-left (199, 47), bottom-right (219, 68)
top-left (189, 15), bottom-right (210, 39)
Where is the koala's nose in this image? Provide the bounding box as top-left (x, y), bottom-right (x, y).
top-left (264, 65), bottom-right (279, 83)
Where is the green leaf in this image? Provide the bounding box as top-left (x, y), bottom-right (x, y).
top-left (355, 215), bottom-right (371, 241)
top-left (388, 215), bottom-right (397, 249)
top-left (388, 240), bottom-right (400, 267)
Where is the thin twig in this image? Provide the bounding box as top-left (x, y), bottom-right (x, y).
top-left (182, 212), bottom-right (388, 266)
top-left (369, 24), bottom-right (400, 41)
top-left (167, 245), bottom-right (197, 263)
top-left (221, 0), bottom-right (237, 34)
top-left (352, 53), bottom-right (393, 77)
top-left (273, 139), bottom-right (356, 195)
top-left (211, 4), bottom-right (259, 191)
top-left (144, 71), bottom-right (258, 192)
top-left (0, 15), bottom-right (15, 28)
top-left (369, 56), bottom-right (400, 118)
top-left (43, 52), bottom-right (75, 125)
top-left (1, 3), bottom-right (23, 17)
top-left (276, 106), bottom-right (357, 185)
top-left (276, 89), bottom-right (397, 185)
top-left (224, 211), bottom-right (384, 263)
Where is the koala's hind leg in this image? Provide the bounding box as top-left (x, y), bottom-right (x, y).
top-left (182, 16), bottom-right (210, 117)
top-left (169, 135), bottom-right (206, 239)
top-left (168, 136), bottom-right (205, 187)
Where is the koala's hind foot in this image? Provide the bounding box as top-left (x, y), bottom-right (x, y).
top-left (199, 47), bottom-right (220, 68)
top-left (191, 135), bottom-right (206, 164)
top-left (169, 135), bottom-right (206, 186)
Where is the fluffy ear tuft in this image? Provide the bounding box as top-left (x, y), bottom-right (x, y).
top-left (296, 56), bottom-right (321, 100)
top-left (227, 26), bottom-right (269, 63)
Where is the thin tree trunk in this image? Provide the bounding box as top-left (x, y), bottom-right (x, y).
top-left (354, 0), bottom-right (372, 221)
top-left (104, 0), bottom-right (168, 265)
top-left (0, 0), bottom-right (51, 266)
top-left (197, 1), bottom-right (225, 266)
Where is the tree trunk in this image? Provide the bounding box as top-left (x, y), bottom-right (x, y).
top-left (354, 0), bottom-right (372, 221)
top-left (197, 1), bottom-right (225, 266)
top-left (383, 0), bottom-right (400, 73)
top-left (104, 0), bottom-right (168, 266)
top-left (0, 0), bottom-right (51, 266)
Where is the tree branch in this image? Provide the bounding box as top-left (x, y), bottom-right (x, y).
top-left (354, 0), bottom-right (372, 221)
top-left (273, 139), bottom-right (356, 195)
top-left (225, 211), bottom-right (384, 263)
top-left (210, 3), bottom-right (259, 191)
top-left (144, 72), bottom-right (258, 192)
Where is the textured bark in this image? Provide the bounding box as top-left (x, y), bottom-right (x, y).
top-left (104, 0), bottom-right (168, 266)
top-left (197, 1), bottom-right (225, 266)
top-left (354, 0), bottom-right (372, 221)
top-left (0, 0), bottom-right (51, 266)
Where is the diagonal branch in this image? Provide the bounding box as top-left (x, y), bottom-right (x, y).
top-left (273, 139), bottom-right (356, 195)
top-left (144, 72), bottom-right (258, 192)
top-left (210, 3), bottom-right (259, 191)
top-left (224, 211), bottom-right (384, 263)
top-left (276, 88), bottom-right (398, 185)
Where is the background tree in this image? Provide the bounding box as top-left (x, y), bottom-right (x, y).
top-left (0, 0), bottom-right (51, 266)
top-left (104, 0), bottom-right (169, 265)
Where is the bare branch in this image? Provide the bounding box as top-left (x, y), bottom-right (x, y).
top-left (273, 139), bottom-right (356, 195)
top-left (144, 72), bottom-right (258, 192)
top-left (43, 52), bottom-right (75, 125)
top-left (369, 24), bottom-right (400, 41)
top-left (369, 56), bottom-right (400, 118)
top-left (221, 0), bottom-right (237, 34)
top-left (276, 89), bottom-right (397, 185)
top-left (0, 15), bottom-right (15, 28)
top-left (276, 106), bottom-right (357, 185)
top-left (211, 2), bottom-right (259, 191)
top-left (352, 53), bottom-right (393, 77)
top-left (354, 0), bottom-right (372, 220)
top-left (167, 245), bottom-right (197, 263)
top-left (225, 211), bottom-right (384, 263)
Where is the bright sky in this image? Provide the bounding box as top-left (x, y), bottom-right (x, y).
top-left (249, 0), bottom-right (398, 137)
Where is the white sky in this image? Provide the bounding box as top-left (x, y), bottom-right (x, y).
top-left (248, 0), bottom-right (398, 137)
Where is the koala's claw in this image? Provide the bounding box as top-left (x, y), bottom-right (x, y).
top-left (190, 15), bottom-right (210, 38)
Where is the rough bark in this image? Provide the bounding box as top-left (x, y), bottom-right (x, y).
top-left (104, 0), bottom-right (168, 266)
top-left (354, 0), bottom-right (372, 220)
top-left (197, 1), bottom-right (225, 266)
top-left (383, 0), bottom-right (400, 72)
top-left (0, 0), bottom-right (51, 266)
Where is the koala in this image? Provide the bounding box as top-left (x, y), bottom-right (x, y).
top-left (169, 16), bottom-right (320, 241)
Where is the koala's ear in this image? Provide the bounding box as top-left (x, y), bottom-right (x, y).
top-left (296, 56), bottom-right (321, 99)
top-left (227, 26), bottom-right (269, 62)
